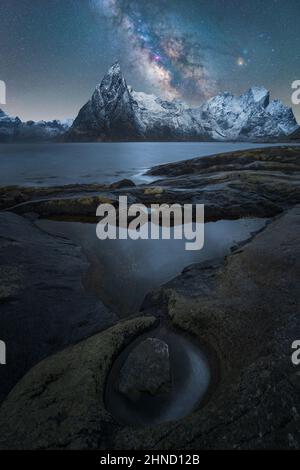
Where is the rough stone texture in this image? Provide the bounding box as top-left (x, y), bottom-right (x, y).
top-left (118, 338), bottom-right (171, 401)
top-left (0, 180), bottom-right (134, 211)
top-left (0, 148), bottom-right (300, 449)
top-left (0, 316), bottom-right (156, 450)
top-left (0, 212), bottom-right (118, 402)
top-left (0, 207), bottom-right (299, 449)
top-left (131, 206), bottom-right (300, 450)
top-left (144, 146), bottom-right (300, 221)
top-left (2, 147), bottom-right (300, 223)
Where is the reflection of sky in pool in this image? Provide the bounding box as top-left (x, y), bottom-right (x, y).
top-left (37, 218), bottom-right (267, 316)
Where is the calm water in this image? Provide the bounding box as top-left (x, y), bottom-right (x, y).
top-left (37, 217), bottom-right (267, 316)
top-left (0, 142), bottom-right (291, 187)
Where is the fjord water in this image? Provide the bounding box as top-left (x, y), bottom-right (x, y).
top-left (0, 141), bottom-right (289, 187)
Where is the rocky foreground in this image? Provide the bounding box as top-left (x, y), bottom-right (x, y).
top-left (0, 146), bottom-right (299, 449)
top-left (0, 206), bottom-right (299, 449)
top-left (0, 212), bottom-right (118, 403)
top-left (1, 146), bottom-right (299, 221)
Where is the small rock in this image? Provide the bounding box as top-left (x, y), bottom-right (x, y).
top-left (118, 338), bottom-right (171, 402)
top-left (143, 187), bottom-right (164, 196)
top-left (109, 179), bottom-right (135, 189)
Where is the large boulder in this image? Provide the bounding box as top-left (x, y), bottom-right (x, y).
top-left (118, 338), bottom-right (171, 401)
top-left (0, 316), bottom-right (156, 450)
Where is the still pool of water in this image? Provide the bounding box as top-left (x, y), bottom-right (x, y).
top-left (37, 217), bottom-right (268, 316)
top-left (0, 141), bottom-right (293, 187)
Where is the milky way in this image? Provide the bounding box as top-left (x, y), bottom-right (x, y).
top-left (2, 0), bottom-right (299, 121)
top-left (97, 0), bottom-right (216, 103)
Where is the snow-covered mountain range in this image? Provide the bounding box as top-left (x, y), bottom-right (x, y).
top-left (66, 62), bottom-right (299, 142)
top-left (1, 62), bottom-right (299, 142)
top-left (0, 109), bottom-right (72, 142)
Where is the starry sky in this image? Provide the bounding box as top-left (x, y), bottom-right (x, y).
top-left (0, 0), bottom-right (299, 121)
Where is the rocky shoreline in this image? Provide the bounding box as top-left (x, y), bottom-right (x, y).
top-left (1, 146), bottom-right (299, 222)
top-left (0, 146), bottom-right (299, 449)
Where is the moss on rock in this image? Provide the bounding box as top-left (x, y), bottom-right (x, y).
top-left (0, 316), bottom-right (156, 449)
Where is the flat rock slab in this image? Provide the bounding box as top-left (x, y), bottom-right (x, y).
top-left (136, 205), bottom-right (300, 449)
top-left (2, 147), bottom-right (300, 223)
top-left (0, 316), bottom-right (156, 450)
top-left (118, 338), bottom-right (171, 401)
top-left (0, 212), bottom-right (118, 402)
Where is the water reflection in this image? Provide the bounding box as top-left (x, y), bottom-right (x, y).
top-left (37, 218), bottom-right (267, 316)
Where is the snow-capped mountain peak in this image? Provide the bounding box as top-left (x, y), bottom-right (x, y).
top-left (66, 63), bottom-right (299, 142)
top-left (0, 109), bottom-right (73, 142)
top-left (1, 63), bottom-right (299, 142)
top-left (241, 86), bottom-right (270, 107)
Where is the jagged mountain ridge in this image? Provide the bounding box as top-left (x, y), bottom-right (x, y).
top-left (0, 109), bottom-right (72, 142)
top-left (66, 62), bottom-right (299, 142)
top-left (1, 62), bottom-right (299, 143)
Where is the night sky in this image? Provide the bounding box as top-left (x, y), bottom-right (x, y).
top-left (0, 0), bottom-right (299, 122)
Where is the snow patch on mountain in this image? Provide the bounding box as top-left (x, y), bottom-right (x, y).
top-left (1, 62), bottom-right (299, 143)
top-left (0, 109), bottom-right (73, 142)
top-left (67, 63), bottom-right (299, 142)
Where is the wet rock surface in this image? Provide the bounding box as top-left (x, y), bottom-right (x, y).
top-left (144, 146), bottom-right (300, 220)
top-left (136, 206), bottom-right (300, 450)
top-left (0, 212), bottom-right (118, 402)
top-left (0, 146), bottom-right (299, 449)
top-left (0, 206), bottom-right (299, 449)
top-left (118, 338), bottom-right (171, 401)
top-left (0, 317), bottom-right (156, 450)
top-left (1, 147), bottom-right (299, 222)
